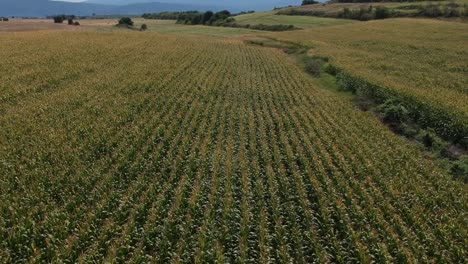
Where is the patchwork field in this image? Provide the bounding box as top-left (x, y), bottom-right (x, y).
top-left (0, 31), bottom-right (466, 263)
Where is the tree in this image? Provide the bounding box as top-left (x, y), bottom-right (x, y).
top-left (54, 16), bottom-right (65, 23)
top-left (202, 11), bottom-right (214, 24)
top-left (118, 17), bottom-right (134, 26)
top-left (140, 24), bottom-right (148, 31)
top-left (302, 0), bottom-right (319, 5)
top-left (375, 6), bottom-right (390, 19)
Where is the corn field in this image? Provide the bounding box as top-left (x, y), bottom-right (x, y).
top-left (0, 31), bottom-right (466, 263)
top-left (273, 19), bottom-right (468, 143)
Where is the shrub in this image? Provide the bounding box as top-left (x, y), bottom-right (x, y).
top-left (419, 4), bottom-right (443, 17)
top-left (302, 0), bottom-right (319, 5)
top-left (359, 12), bottom-right (374, 21)
top-left (375, 6), bottom-right (391, 19)
top-left (68, 18), bottom-right (74, 25)
top-left (140, 24), bottom-right (148, 31)
top-left (2, 18), bottom-right (9, 22)
top-left (378, 99), bottom-right (409, 124)
top-left (305, 59), bottom-right (324, 77)
top-left (450, 156), bottom-right (468, 183)
top-left (118, 17), bottom-right (134, 26)
top-left (54, 16), bottom-right (64, 23)
top-left (74, 21), bottom-right (80, 26)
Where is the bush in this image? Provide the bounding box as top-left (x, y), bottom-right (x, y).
top-left (118, 17), bottom-right (134, 26)
top-left (74, 21), bottom-right (80, 26)
top-left (140, 24), bottom-right (148, 31)
top-left (419, 4), bottom-right (443, 17)
top-left (450, 156), bottom-right (468, 183)
top-left (68, 18), bottom-right (74, 25)
top-left (54, 16), bottom-right (64, 23)
top-left (378, 99), bottom-right (409, 124)
top-left (305, 59), bottom-right (324, 77)
top-left (302, 0), bottom-right (319, 5)
top-left (2, 18), bottom-right (9, 22)
top-left (375, 6), bottom-right (391, 19)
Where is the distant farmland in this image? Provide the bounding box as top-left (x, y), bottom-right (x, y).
top-left (0, 31), bottom-right (466, 262)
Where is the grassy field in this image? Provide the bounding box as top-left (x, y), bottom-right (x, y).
top-left (0, 30), bottom-right (466, 263)
top-left (270, 18), bottom-right (468, 142)
top-left (234, 11), bottom-right (355, 28)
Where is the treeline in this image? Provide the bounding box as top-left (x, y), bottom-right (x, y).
top-left (338, 3), bottom-right (468, 20)
top-left (329, 0), bottom-right (445, 2)
top-left (302, 0), bottom-right (319, 5)
top-left (143, 10), bottom-right (299, 32)
top-left (142, 11), bottom-right (201, 20)
top-left (338, 6), bottom-right (392, 20)
top-left (280, 2), bottom-right (468, 21)
top-left (49, 15), bottom-right (80, 25)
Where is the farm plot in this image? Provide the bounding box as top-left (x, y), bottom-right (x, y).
top-left (0, 31), bottom-right (466, 263)
top-left (272, 18), bottom-right (468, 144)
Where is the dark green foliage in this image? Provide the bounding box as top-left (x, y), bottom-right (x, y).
top-left (118, 17), bottom-right (134, 26)
top-left (334, 70), bottom-right (467, 145)
top-left (339, 6), bottom-right (391, 21)
top-left (162, 10), bottom-right (299, 32)
top-left (224, 23), bottom-right (298, 31)
top-left (378, 99), bottom-right (409, 124)
top-left (2, 18), bottom-right (9, 21)
top-left (302, 0), bottom-right (319, 6)
top-left (74, 21), bottom-right (80, 26)
top-left (419, 4), bottom-right (444, 17)
top-left (53, 15), bottom-right (76, 24)
top-left (280, 1), bottom-right (466, 20)
top-left (375, 6), bottom-right (390, 19)
top-left (68, 18), bottom-right (74, 25)
top-left (142, 11), bottom-right (202, 21)
top-left (450, 156), bottom-right (468, 183)
top-left (304, 56), bottom-right (328, 77)
top-left (202, 11), bottom-right (214, 24)
top-left (305, 59), bottom-right (323, 77)
top-left (417, 3), bottom-right (465, 17)
top-left (54, 16), bottom-right (65, 23)
top-left (140, 24), bottom-right (148, 31)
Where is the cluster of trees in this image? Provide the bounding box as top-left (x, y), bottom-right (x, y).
top-left (53, 15), bottom-right (80, 25)
top-left (302, 0), bottom-right (319, 5)
top-left (117, 17), bottom-right (148, 31)
top-left (218, 22), bottom-right (297, 31)
top-left (142, 10), bottom-right (298, 32)
top-left (142, 11), bottom-right (201, 20)
top-left (338, 6), bottom-right (391, 20)
top-left (176, 10), bottom-right (232, 25)
top-left (417, 3), bottom-right (468, 18)
top-left (330, 0), bottom-right (435, 2)
top-left (0, 17), bottom-right (9, 21)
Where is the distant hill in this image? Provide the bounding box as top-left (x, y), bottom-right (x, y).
top-left (0, 0), bottom-right (302, 17)
top-left (0, 0), bottom-right (212, 17)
